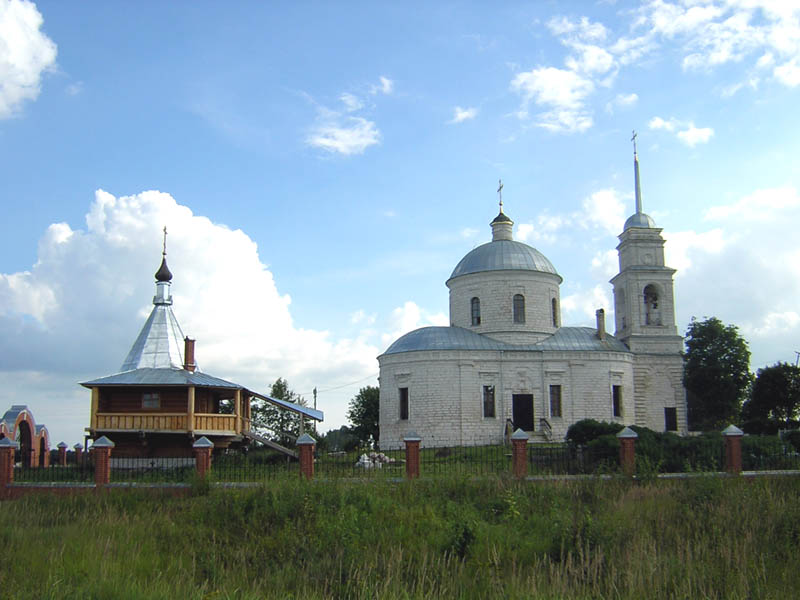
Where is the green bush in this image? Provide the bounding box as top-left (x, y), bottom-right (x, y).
top-left (565, 419), bottom-right (623, 446)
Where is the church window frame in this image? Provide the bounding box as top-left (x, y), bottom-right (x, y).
top-left (399, 387), bottom-right (409, 421)
top-left (471, 297), bottom-right (481, 326)
top-left (551, 298), bottom-right (559, 327)
top-left (482, 385), bottom-right (496, 418)
top-left (513, 294), bottom-right (526, 324)
top-left (549, 385), bottom-right (562, 418)
top-left (611, 385), bottom-right (622, 418)
top-left (142, 392), bottom-right (160, 410)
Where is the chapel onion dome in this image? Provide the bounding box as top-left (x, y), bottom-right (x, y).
top-left (155, 256), bottom-right (173, 282)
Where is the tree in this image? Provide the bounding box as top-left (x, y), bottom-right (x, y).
top-left (346, 385), bottom-right (380, 446)
top-left (683, 317), bottom-right (752, 431)
top-left (742, 362), bottom-right (800, 428)
top-left (251, 378), bottom-right (311, 447)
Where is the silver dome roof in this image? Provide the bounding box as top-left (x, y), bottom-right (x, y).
top-left (381, 326), bottom-right (630, 356)
top-left (449, 240), bottom-right (561, 281)
top-left (623, 212), bottom-right (656, 230)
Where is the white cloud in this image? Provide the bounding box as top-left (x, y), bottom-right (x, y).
top-left (677, 124), bottom-right (714, 146)
top-left (668, 185), bottom-right (800, 368)
top-left (582, 188), bottom-right (626, 235)
top-left (370, 76), bottom-right (394, 95)
top-left (591, 249), bottom-right (618, 279)
top-left (65, 81), bottom-right (83, 96)
top-left (649, 116), bottom-right (677, 131)
top-left (449, 106), bottom-right (478, 124)
top-left (0, 190), bottom-right (382, 444)
top-left (561, 284), bottom-right (611, 324)
top-left (510, 67), bottom-right (594, 133)
top-left (380, 301), bottom-right (447, 347)
top-left (339, 92), bottom-right (363, 112)
top-left (606, 92), bottom-right (638, 112)
top-left (516, 214), bottom-right (567, 244)
top-left (0, 0), bottom-right (57, 118)
top-left (774, 58), bottom-right (800, 86)
top-left (649, 116), bottom-right (713, 146)
top-left (307, 116), bottom-right (380, 155)
top-left (703, 186), bottom-right (800, 221)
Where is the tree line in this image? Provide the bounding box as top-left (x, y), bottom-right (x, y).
top-left (684, 316), bottom-right (800, 433)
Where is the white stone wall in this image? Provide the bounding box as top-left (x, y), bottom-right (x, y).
top-left (447, 270), bottom-right (561, 343)
top-left (378, 347), bottom-right (636, 449)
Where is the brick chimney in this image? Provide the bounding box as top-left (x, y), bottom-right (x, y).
top-left (596, 309), bottom-right (606, 341)
top-left (184, 337), bottom-right (196, 372)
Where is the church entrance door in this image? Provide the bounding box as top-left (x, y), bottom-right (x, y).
top-left (512, 394), bottom-right (534, 431)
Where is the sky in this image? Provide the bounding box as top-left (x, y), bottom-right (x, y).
top-left (2, 0), bottom-right (800, 446)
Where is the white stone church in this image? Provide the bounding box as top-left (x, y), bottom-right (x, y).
top-left (378, 148), bottom-right (687, 448)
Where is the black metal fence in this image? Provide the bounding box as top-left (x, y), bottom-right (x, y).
top-left (8, 436), bottom-right (800, 485)
top-left (210, 449), bottom-right (296, 481)
top-left (14, 460), bottom-right (94, 483)
top-left (109, 457), bottom-right (196, 483)
top-left (315, 449), bottom-right (406, 478)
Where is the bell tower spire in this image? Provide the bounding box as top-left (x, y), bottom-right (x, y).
top-left (632, 130), bottom-right (643, 215)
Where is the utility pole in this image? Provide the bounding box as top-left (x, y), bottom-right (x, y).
top-left (313, 387), bottom-right (318, 433)
top-left (794, 351), bottom-right (800, 367)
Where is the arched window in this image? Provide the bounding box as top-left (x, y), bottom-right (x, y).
top-left (643, 284), bottom-right (662, 325)
top-left (513, 294), bottom-right (525, 324)
top-left (551, 298), bottom-right (559, 327)
top-left (471, 297), bottom-right (481, 326)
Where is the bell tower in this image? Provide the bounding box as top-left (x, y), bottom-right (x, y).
top-left (610, 133), bottom-right (686, 432)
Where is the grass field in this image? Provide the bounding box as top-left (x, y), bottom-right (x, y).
top-left (1, 475), bottom-right (798, 599)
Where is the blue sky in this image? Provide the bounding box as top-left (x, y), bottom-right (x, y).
top-left (2, 0), bottom-right (800, 445)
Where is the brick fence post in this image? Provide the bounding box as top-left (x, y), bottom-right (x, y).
top-left (404, 432), bottom-right (421, 479)
top-left (722, 424), bottom-right (743, 474)
top-left (73, 443), bottom-right (83, 465)
top-left (193, 436), bottom-right (214, 478)
top-left (296, 433), bottom-right (316, 480)
top-left (616, 426), bottom-right (638, 477)
top-left (92, 436), bottom-right (115, 488)
top-left (511, 428), bottom-right (529, 478)
top-left (0, 438), bottom-right (19, 497)
top-left (57, 442), bottom-right (68, 466)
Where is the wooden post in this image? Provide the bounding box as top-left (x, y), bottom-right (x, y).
top-left (296, 433), bottom-right (316, 480)
top-left (187, 386), bottom-right (196, 434)
top-left (722, 424), bottom-right (743, 474)
top-left (511, 428), bottom-right (529, 478)
top-left (0, 438), bottom-right (19, 497)
top-left (57, 442), bottom-right (68, 466)
top-left (234, 389), bottom-right (242, 434)
top-left (616, 426), bottom-right (638, 477)
top-left (404, 432), bottom-right (422, 479)
top-left (90, 387), bottom-right (99, 430)
top-left (92, 436), bottom-right (115, 488)
top-left (193, 436), bottom-right (214, 478)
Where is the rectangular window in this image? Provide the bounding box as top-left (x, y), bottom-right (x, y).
top-left (142, 392), bottom-right (160, 410)
top-left (612, 385), bottom-right (622, 417)
top-left (482, 385), bottom-right (496, 418)
top-left (399, 387), bottom-right (409, 420)
top-left (664, 407), bottom-right (678, 432)
top-left (549, 385), bottom-right (562, 418)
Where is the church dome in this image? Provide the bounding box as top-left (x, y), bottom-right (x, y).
top-left (448, 239), bottom-right (561, 281)
top-left (623, 212), bottom-right (656, 230)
